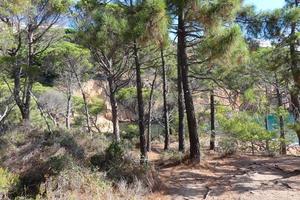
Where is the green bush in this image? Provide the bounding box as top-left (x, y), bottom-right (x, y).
top-left (0, 167), bottom-right (19, 194)
top-left (122, 124), bottom-right (139, 141)
top-left (219, 137), bottom-right (238, 156)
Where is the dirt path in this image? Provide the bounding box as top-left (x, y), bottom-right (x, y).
top-left (149, 144), bottom-right (300, 200)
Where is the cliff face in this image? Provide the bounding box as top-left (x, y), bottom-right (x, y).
top-left (75, 79), bottom-right (242, 133)
top-left (74, 80), bottom-right (136, 133)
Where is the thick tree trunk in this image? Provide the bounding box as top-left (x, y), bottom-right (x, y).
top-left (133, 41), bottom-right (147, 164)
top-left (290, 0), bottom-right (300, 146)
top-left (147, 68), bottom-right (158, 152)
top-left (178, 10), bottom-right (200, 162)
top-left (290, 92), bottom-right (300, 145)
top-left (161, 48), bottom-right (170, 151)
top-left (108, 78), bottom-right (120, 142)
top-left (275, 78), bottom-right (286, 155)
top-left (209, 90), bottom-right (216, 150)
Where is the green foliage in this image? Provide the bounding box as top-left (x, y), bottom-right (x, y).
top-left (217, 107), bottom-right (276, 142)
top-left (122, 124), bottom-right (139, 141)
top-left (219, 137), bottom-right (238, 156)
top-left (117, 87), bottom-right (151, 101)
top-left (0, 168), bottom-right (19, 194)
top-left (125, 0), bottom-right (169, 46)
top-left (105, 142), bottom-right (124, 163)
top-left (197, 0), bottom-right (241, 30)
top-left (89, 97), bottom-right (105, 116)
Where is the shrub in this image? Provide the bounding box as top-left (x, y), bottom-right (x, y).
top-left (122, 124), bottom-right (139, 141)
top-left (37, 163), bottom-right (110, 200)
top-left (0, 168), bottom-right (19, 195)
top-left (219, 137), bottom-right (238, 157)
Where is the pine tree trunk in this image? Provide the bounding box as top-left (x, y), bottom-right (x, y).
top-left (275, 77), bottom-right (286, 155)
top-left (290, 92), bottom-right (300, 145)
top-left (21, 24), bottom-right (34, 125)
top-left (290, 0), bottom-right (300, 146)
top-left (161, 48), bottom-right (170, 150)
top-left (209, 90), bottom-right (215, 151)
top-left (109, 85), bottom-right (120, 142)
top-left (133, 41), bottom-right (147, 164)
top-left (177, 17), bottom-right (185, 153)
top-left (66, 90), bottom-right (72, 129)
top-left (178, 10), bottom-right (200, 162)
top-left (72, 69), bottom-right (91, 133)
top-left (147, 68), bottom-right (158, 152)
top-left (265, 116), bottom-right (270, 153)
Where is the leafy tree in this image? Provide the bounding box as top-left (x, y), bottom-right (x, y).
top-left (0, 0), bottom-right (71, 124)
top-left (45, 41), bottom-right (92, 131)
top-left (75, 1), bottom-right (134, 141)
top-left (167, 0), bottom-right (243, 162)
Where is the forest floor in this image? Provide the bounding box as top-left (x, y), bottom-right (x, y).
top-left (148, 143), bottom-right (300, 200)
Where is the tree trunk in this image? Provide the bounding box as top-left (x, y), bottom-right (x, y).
top-left (108, 78), bottom-right (120, 142)
top-left (72, 69), bottom-right (91, 133)
top-left (20, 24), bottom-right (34, 125)
top-left (290, 0), bottom-right (300, 89)
top-left (275, 77), bottom-right (286, 155)
top-left (177, 19), bottom-right (185, 153)
top-left (290, 0), bottom-right (300, 145)
top-left (209, 90), bottom-right (216, 150)
top-left (66, 85), bottom-right (72, 129)
top-left (147, 68), bottom-right (158, 152)
top-left (133, 41), bottom-right (147, 164)
top-left (161, 48), bottom-right (170, 151)
top-left (290, 92), bottom-right (300, 145)
top-left (265, 116), bottom-right (270, 153)
top-left (178, 10), bottom-right (200, 162)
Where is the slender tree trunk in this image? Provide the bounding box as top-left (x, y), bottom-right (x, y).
top-left (72, 69), bottom-right (91, 133)
top-left (209, 90), bottom-right (216, 150)
top-left (133, 41), bottom-right (147, 164)
top-left (161, 48), bottom-right (170, 150)
top-left (178, 10), bottom-right (200, 162)
top-left (147, 68), bottom-right (158, 151)
top-left (20, 24), bottom-right (34, 125)
top-left (265, 116), bottom-right (270, 153)
top-left (66, 84), bottom-right (72, 129)
top-left (177, 19), bottom-right (185, 153)
top-left (264, 86), bottom-right (270, 152)
top-left (108, 78), bottom-right (120, 142)
top-left (81, 90), bottom-right (91, 132)
top-left (275, 76), bottom-right (286, 155)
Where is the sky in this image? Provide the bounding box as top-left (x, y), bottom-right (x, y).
top-left (244, 0), bottom-right (285, 11)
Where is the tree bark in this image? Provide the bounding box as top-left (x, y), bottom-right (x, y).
top-left (289, 0), bottom-right (300, 146)
top-left (209, 90), bottom-right (216, 151)
top-left (177, 18), bottom-right (185, 153)
top-left (72, 68), bottom-right (91, 133)
top-left (265, 116), bottom-right (270, 153)
top-left (178, 9), bottom-right (200, 162)
top-left (66, 84), bottom-right (72, 129)
top-left (275, 76), bottom-right (286, 155)
top-left (147, 68), bottom-right (158, 152)
top-left (133, 41), bottom-right (147, 164)
top-left (161, 48), bottom-right (170, 151)
top-left (108, 77), bottom-right (120, 142)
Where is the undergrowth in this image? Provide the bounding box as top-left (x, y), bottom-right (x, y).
top-left (0, 127), bottom-right (152, 200)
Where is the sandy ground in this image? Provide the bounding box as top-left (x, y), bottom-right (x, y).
top-left (148, 144), bottom-right (300, 200)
